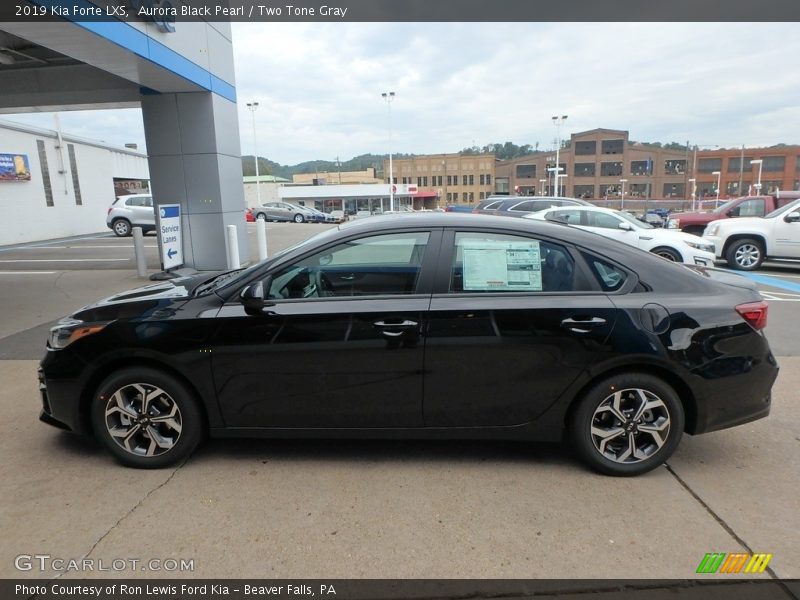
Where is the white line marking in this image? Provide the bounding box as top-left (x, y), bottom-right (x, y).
top-left (0, 258), bottom-right (130, 263)
top-left (12, 245), bottom-right (158, 250)
top-left (0, 271), bottom-right (57, 274)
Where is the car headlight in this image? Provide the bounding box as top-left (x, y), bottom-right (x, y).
top-left (49, 319), bottom-right (111, 350)
top-left (684, 240), bottom-right (715, 253)
top-left (666, 219), bottom-right (679, 229)
top-left (706, 224), bottom-right (719, 236)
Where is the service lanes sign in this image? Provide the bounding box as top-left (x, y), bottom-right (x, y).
top-left (157, 204), bottom-right (183, 270)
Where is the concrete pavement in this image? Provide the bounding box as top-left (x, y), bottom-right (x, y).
top-left (0, 359), bottom-right (797, 579)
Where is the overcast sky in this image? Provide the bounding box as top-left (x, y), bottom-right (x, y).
top-left (6, 22), bottom-right (800, 165)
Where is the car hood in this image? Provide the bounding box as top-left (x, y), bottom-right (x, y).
top-left (669, 210), bottom-right (723, 222)
top-left (643, 228), bottom-right (713, 246)
top-left (69, 272), bottom-right (217, 322)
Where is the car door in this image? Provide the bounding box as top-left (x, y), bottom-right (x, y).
top-left (771, 207), bottom-right (800, 257)
top-left (424, 228), bottom-right (617, 427)
top-left (126, 196), bottom-right (151, 226)
top-left (211, 229), bottom-right (441, 428)
top-left (142, 196), bottom-right (155, 226)
top-left (263, 202), bottom-right (285, 221)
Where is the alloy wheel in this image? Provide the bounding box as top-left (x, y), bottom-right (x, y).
top-left (104, 383), bottom-right (183, 457)
top-left (590, 388), bottom-right (671, 464)
top-left (734, 244), bottom-right (761, 268)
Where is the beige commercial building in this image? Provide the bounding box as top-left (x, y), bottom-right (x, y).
top-left (293, 167), bottom-right (382, 186)
top-left (384, 153), bottom-right (496, 205)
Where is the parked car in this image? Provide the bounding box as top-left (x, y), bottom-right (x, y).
top-left (528, 205), bottom-right (716, 266)
top-left (666, 191), bottom-right (800, 235)
top-left (245, 208), bottom-right (255, 222)
top-left (703, 198), bottom-right (800, 270)
top-left (106, 194), bottom-right (154, 237)
top-left (253, 202), bottom-right (316, 223)
top-left (445, 204), bottom-right (476, 213)
top-left (474, 196), bottom-right (592, 217)
top-left (306, 207), bottom-right (337, 223)
top-left (40, 213), bottom-right (777, 475)
top-left (639, 211), bottom-right (667, 227)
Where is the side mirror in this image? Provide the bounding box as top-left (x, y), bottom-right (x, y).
top-left (618, 222), bottom-right (633, 231)
top-left (240, 278), bottom-right (274, 315)
top-left (785, 211), bottom-right (800, 223)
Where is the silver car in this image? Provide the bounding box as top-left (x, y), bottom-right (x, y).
top-left (106, 194), bottom-right (155, 237)
top-left (253, 202), bottom-right (316, 223)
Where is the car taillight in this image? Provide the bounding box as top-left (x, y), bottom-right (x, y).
top-left (736, 300), bottom-right (768, 330)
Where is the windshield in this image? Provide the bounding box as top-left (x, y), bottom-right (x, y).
top-left (712, 198), bottom-right (742, 214)
top-left (210, 226), bottom-right (342, 295)
top-left (766, 198), bottom-right (800, 219)
top-left (613, 210), bottom-right (653, 229)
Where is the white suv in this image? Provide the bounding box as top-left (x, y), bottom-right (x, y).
top-left (703, 198), bottom-right (800, 270)
top-left (106, 194), bottom-right (155, 237)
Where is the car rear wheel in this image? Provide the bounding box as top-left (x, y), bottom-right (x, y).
top-left (651, 247), bottom-right (682, 262)
top-left (725, 238), bottom-right (764, 271)
top-left (112, 219), bottom-right (132, 237)
top-left (255, 212), bottom-right (267, 221)
top-left (568, 373), bottom-right (684, 476)
top-left (293, 213), bottom-right (305, 223)
top-left (91, 367), bottom-right (203, 468)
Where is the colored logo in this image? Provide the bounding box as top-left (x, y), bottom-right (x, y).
top-left (696, 552), bottom-right (773, 574)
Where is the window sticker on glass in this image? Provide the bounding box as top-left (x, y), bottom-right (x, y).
top-left (462, 239), bottom-right (542, 291)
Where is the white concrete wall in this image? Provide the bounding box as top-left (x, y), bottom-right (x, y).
top-left (0, 124), bottom-right (149, 246)
top-left (243, 181), bottom-right (280, 207)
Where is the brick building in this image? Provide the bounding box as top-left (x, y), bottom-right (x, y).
top-left (383, 153), bottom-right (496, 205)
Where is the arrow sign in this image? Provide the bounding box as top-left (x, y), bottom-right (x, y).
top-left (157, 204), bottom-right (183, 270)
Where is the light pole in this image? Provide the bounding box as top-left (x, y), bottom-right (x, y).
top-left (619, 178), bottom-right (628, 210)
top-left (557, 174), bottom-right (567, 198)
top-left (750, 159), bottom-right (763, 195)
top-left (246, 102), bottom-right (261, 206)
top-left (381, 91), bottom-right (396, 211)
top-left (547, 167), bottom-right (559, 197)
top-left (539, 178), bottom-right (546, 196)
top-left (712, 170), bottom-right (721, 207)
top-left (688, 178), bottom-right (697, 210)
top-left (551, 115), bottom-right (568, 196)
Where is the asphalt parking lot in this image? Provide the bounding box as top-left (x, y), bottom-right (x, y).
top-left (0, 222), bottom-right (798, 581)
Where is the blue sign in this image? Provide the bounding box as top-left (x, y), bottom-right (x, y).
top-left (0, 153), bottom-right (31, 182)
top-left (157, 203), bottom-right (183, 270)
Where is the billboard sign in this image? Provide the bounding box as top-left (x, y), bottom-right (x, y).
top-left (0, 154), bottom-right (31, 182)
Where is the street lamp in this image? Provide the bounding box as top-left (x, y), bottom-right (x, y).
top-left (551, 115), bottom-right (568, 196)
top-left (246, 101), bottom-right (261, 206)
top-left (688, 178), bottom-right (697, 210)
top-left (557, 174), bottom-right (567, 198)
top-left (381, 91), bottom-right (396, 211)
top-left (547, 167), bottom-right (560, 197)
top-left (539, 178), bottom-right (546, 196)
top-left (619, 178), bottom-right (628, 210)
top-left (750, 159), bottom-right (763, 195)
top-left (712, 170), bottom-right (721, 207)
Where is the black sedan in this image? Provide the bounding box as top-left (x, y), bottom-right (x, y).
top-left (39, 213), bottom-right (778, 475)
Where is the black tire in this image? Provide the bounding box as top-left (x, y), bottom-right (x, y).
top-left (112, 219), bottom-right (132, 237)
top-left (651, 246), bottom-right (682, 262)
top-left (256, 212), bottom-right (267, 221)
top-left (568, 373), bottom-right (684, 476)
top-left (725, 238), bottom-right (764, 271)
top-left (91, 367), bottom-right (203, 468)
top-left (293, 213), bottom-right (305, 223)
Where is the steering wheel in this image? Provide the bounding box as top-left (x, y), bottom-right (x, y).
top-left (312, 270), bottom-right (336, 297)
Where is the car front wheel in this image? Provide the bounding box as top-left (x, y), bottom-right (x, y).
top-left (112, 219), bottom-right (132, 237)
top-left (293, 213), bottom-right (305, 223)
top-left (568, 373), bottom-right (684, 476)
top-left (91, 367), bottom-right (203, 468)
top-left (725, 238), bottom-right (764, 271)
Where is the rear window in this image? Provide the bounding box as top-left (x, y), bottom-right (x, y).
top-left (583, 253), bottom-right (628, 291)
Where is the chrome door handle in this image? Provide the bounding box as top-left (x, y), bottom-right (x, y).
top-left (374, 320), bottom-right (418, 329)
top-left (561, 316), bottom-right (607, 333)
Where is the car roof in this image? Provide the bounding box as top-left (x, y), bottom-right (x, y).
top-left (540, 205), bottom-right (619, 215)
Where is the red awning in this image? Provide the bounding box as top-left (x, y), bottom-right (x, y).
top-left (412, 191), bottom-right (438, 198)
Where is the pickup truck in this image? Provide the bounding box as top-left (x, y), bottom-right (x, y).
top-left (702, 198), bottom-right (800, 270)
top-left (666, 191), bottom-right (800, 235)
